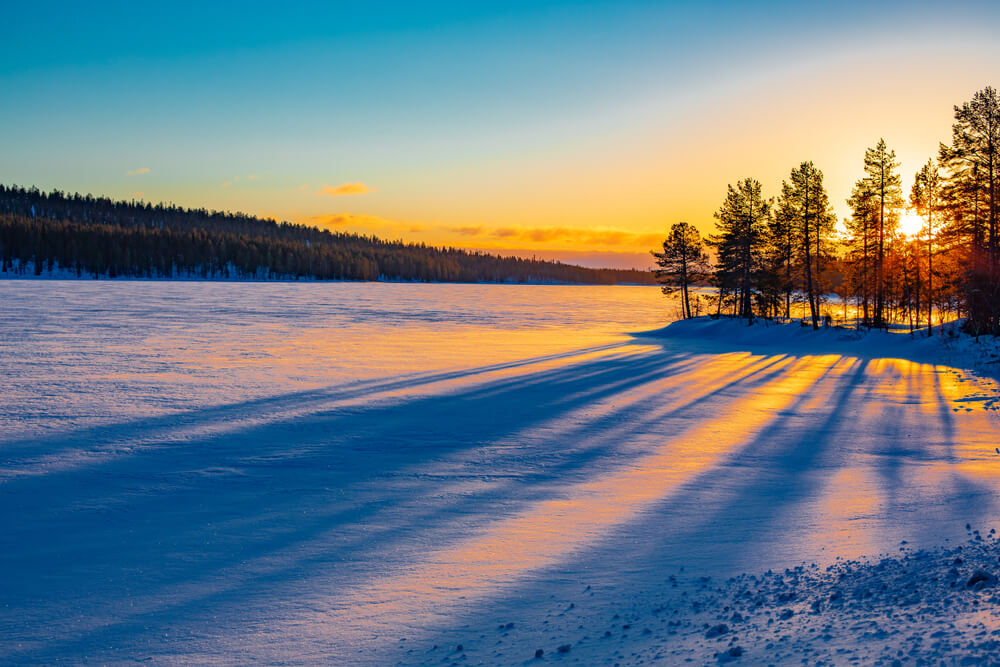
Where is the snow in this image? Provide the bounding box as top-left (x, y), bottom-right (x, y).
top-left (2, 281), bottom-right (1000, 664)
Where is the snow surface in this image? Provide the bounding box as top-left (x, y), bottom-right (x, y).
top-left (2, 281), bottom-right (1000, 665)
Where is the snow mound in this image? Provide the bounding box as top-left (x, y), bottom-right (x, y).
top-left (638, 316), bottom-right (1000, 376)
top-left (618, 534), bottom-right (1000, 665)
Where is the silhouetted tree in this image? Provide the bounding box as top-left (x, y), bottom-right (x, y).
top-left (652, 221), bottom-right (710, 319)
top-left (709, 179), bottom-right (771, 323)
top-left (859, 140), bottom-right (903, 328)
top-left (845, 180), bottom-right (877, 327)
top-left (766, 191), bottom-right (796, 318)
top-left (775, 162), bottom-right (836, 329)
top-left (910, 158), bottom-right (941, 334)
top-left (939, 86), bottom-right (1000, 334)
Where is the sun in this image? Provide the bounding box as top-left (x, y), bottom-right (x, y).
top-left (899, 209), bottom-right (925, 238)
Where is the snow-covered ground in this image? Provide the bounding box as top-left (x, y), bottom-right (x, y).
top-left (2, 281), bottom-right (1000, 665)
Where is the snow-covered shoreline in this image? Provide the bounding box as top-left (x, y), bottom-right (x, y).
top-left (639, 316), bottom-right (1000, 387)
top-left (0, 263), bottom-right (653, 286)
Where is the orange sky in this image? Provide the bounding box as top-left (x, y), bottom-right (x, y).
top-left (3, 2), bottom-right (999, 269)
top-left (280, 53), bottom-right (997, 269)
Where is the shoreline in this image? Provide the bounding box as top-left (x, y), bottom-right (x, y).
top-left (0, 272), bottom-right (656, 287)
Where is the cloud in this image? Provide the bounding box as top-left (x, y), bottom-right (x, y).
top-left (296, 184), bottom-right (308, 192)
top-left (511, 249), bottom-right (656, 271)
top-left (446, 225), bottom-right (662, 249)
top-left (133, 191), bottom-right (144, 198)
top-left (290, 214), bottom-right (661, 269)
top-left (446, 225), bottom-right (486, 236)
top-left (317, 182), bottom-right (372, 196)
top-left (301, 212), bottom-right (423, 236)
top-left (296, 211), bottom-right (662, 252)
top-left (127, 167), bottom-right (150, 175)
top-left (304, 212), bottom-right (388, 228)
top-left (308, 213), bottom-right (355, 227)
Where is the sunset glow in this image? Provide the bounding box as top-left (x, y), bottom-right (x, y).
top-left (899, 209), bottom-right (926, 238)
top-left (3, 2), bottom-right (1000, 268)
top-left (5, 2), bottom-right (1000, 664)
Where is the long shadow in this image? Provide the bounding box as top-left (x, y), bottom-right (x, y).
top-left (0, 344), bottom-right (705, 653)
top-left (0, 341), bottom-right (636, 462)
top-left (0, 343), bottom-right (800, 661)
top-left (390, 356), bottom-right (876, 659)
top-left (302, 351), bottom-right (872, 663)
top-left (875, 361), bottom-right (994, 545)
top-left (427, 352), bottom-right (1000, 659)
top-left (591, 353), bottom-right (867, 574)
top-left (19, 337), bottom-right (986, 663)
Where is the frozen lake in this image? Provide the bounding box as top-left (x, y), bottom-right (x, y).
top-left (2, 280), bottom-right (999, 664)
top-left (0, 281), bottom-right (671, 441)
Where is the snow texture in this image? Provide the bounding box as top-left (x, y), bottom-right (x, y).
top-left (2, 281), bottom-right (1000, 665)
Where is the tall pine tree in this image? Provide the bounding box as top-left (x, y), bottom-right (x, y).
top-left (775, 162), bottom-right (836, 329)
top-left (710, 179), bottom-right (771, 323)
top-left (910, 158), bottom-right (940, 335)
top-left (939, 86), bottom-right (1000, 334)
top-left (860, 140), bottom-right (903, 328)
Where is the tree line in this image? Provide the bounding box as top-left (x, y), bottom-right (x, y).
top-left (654, 86), bottom-right (1000, 336)
top-left (0, 186), bottom-right (655, 285)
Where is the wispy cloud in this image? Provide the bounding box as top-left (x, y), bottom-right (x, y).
top-left (133, 191), bottom-right (144, 199)
top-left (302, 212), bottom-right (421, 235)
top-left (126, 167), bottom-right (150, 176)
top-left (447, 226), bottom-right (486, 236)
top-left (449, 225), bottom-right (663, 248)
top-left (292, 214), bottom-right (658, 268)
top-left (317, 182), bottom-right (372, 196)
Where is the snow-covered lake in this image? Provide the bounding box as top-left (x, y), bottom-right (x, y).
top-left (2, 280), bottom-right (1000, 664)
top-left (0, 281), bottom-right (672, 441)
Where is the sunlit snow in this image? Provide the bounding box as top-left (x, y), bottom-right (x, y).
top-left (2, 281), bottom-right (999, 664)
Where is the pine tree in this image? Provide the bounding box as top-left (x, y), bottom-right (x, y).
top-left (939, 87), bottom-right (1000, 334)
top-left (846, 181), bottom-right (878, 327)
top-left (709, 178), bottom-right (771, 323)
top-left (860, 140), bottom-right (904, 328)
top-left (652, 222), bottom-right (710, 319)
top-left (767, 191), bottom-right (796, 319)
top-left (910, 158), bottom-right (940, 335)
top-left (775, 162), bottom-right (836, 329)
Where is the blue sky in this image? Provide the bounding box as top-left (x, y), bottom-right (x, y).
top-left (3, 1), bottom-right (999, 267)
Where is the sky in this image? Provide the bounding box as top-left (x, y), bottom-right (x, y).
top-left (2, 1), bottom-right (999, 269)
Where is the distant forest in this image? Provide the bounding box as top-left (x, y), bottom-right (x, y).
top-left (0, 186), bottom-right (654, 285)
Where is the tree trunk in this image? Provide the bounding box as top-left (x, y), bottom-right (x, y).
top-left (803, 180), bottom-right (819, 330)
top-left (680, 249), bottom-right (691, 319)
top-left (876, 172), bottom-right (885, 329)
top-left (927, 211), bottom-right (933, 336)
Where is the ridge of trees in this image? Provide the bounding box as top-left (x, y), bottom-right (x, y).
top-left (654, 86), bottom-right (1000, 336)
top-left (0, 186), bottom-right (654, 285)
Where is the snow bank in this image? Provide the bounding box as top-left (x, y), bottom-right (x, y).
top-left (639, 316), bottom-right (1000, 382)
